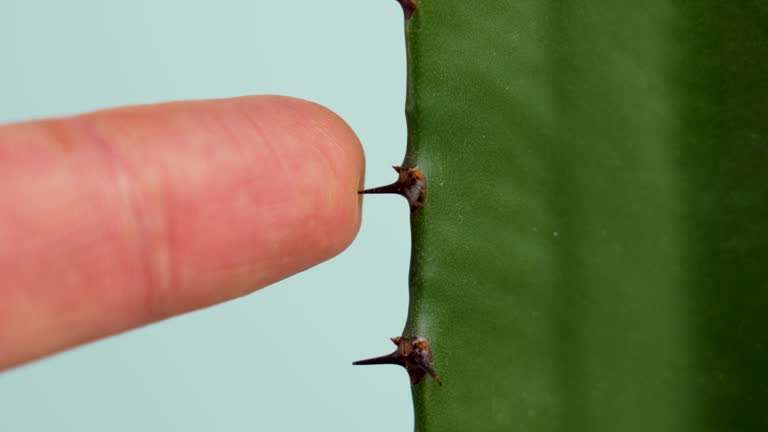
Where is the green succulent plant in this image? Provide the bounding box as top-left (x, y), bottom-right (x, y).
top-left (357, 1), bottom-right (768, 431)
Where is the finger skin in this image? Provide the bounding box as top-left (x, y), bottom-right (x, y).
top-left (0, 96), bottom-right (364, 370)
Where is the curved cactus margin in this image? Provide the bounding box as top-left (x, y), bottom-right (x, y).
top-left (359, 1), bottom-right (768, 431)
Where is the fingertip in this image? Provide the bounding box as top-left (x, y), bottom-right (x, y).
top-left (0, 95), bottom-right (366, 369)
top-left (227, 95), bottom-right (365, 275)
top-left (83, 95), bottom-right (367, 307)
top-left (238, 95), bottom-right (365, 255)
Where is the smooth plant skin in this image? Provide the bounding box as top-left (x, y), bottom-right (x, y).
top-left (399, 1), bottom-right (768, 431)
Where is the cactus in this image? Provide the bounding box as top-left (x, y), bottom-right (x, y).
top-left (358, 1), bottom-right (768, 431)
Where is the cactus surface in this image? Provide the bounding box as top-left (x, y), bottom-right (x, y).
top-left (396, 1), bottom-right (768, 431)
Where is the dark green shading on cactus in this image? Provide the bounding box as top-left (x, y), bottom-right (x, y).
top-left (397, 1), bottom-right (768, 431)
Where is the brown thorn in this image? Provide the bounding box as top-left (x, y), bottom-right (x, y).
top-left (358, 166), bottom-right (426, 212)
top-left (409, 368), bottom-right (426, 385)
top-left (357, 183), bottom-right (401, 195)
top-left (352, 352), bottom-right (404, 367)
top-left (397, 0), bottom-right (416, 21)
top-left (353, 336), bottom-right (442, 386)
top-left (396, 0), bottom-right (416, 20)
top-left (422, 364), bottom-right (443, 386)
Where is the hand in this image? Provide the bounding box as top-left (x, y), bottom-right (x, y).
top-left (0, 96), bottom-right (364, 371)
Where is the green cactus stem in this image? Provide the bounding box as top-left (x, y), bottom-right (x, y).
top-left (384, 1), bottom-right (768, 431)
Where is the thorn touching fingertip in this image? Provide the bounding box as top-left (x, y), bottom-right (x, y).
top-left (358, 166), bottom-right (426, 212)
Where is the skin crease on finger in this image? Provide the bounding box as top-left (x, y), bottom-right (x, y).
top-left (0, 95), bottom-right (365, 370)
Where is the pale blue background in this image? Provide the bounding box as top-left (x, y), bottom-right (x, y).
top-left (0, 1), bottom-right (412, 430)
